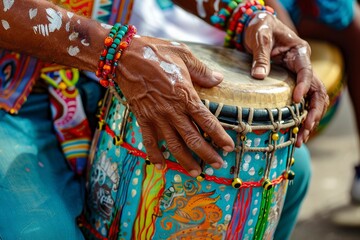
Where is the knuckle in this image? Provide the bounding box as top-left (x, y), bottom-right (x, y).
top-left (201, 116), bottom-right (217, 133)
top-left (166, 138), bottom-right (183, 154)
top-left (143, 138), bottom-right (157, 148)
top-left (184, 134), bottom-right (203, 150)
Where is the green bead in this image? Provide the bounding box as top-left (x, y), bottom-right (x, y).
top-left (113, 23), bottom-right (122, 29)
top-left (106, 53), bottom-right (114, 60)
top-left (120, 25), bottom-right (128, 32)
top-left (118, 30), bottom-right (126, 37)
top-left (110, 43), bottom-right (118, 49)
top-left (108, 48), bottom-right (116, 55)
top-left (229, 1), bottom-right (238, 9)
top-left (114, 38), bottom-right (121, 45)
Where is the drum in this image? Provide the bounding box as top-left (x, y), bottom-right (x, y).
top-left (78, 43), bottom-right (307, 240)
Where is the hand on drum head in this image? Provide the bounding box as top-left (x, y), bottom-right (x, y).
top-left (116, 36), bottom-right (235, 177)
top-left (243, 12), bottom-right (329, 147)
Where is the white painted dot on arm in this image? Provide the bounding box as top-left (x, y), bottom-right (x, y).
top-left (3, 0), bottom-right (14, 12)
top-left (29, 8), bottom-right (37, 19)
top-left (1, 19), bottom-right (10, 30)
top-left (68, 31), bottom-right (79, 41)
top-left (67, 45), bottom-right (80, 56)
top-left (81, 39), bottom-right (90, 46)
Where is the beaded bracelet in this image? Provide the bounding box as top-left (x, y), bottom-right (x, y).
top-left (210, 0), bottom-right (265, 30)
top-left (224, 2), bottom-right (275, 51)
top-left (96, 23), bottom-right (137, 87)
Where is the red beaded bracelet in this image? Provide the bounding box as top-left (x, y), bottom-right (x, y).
top-left (96, 23), bottom-right (137, 87)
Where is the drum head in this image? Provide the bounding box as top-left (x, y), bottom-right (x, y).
top-left (187, 43), bottom-right (296, 108)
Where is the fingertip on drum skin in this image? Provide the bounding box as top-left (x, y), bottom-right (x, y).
top-left (251, 67), bottom-right (267, 79)
top-left (212, 71), bottom-right (224, 83)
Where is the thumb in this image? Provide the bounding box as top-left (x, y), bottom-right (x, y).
top-left (182, 52), bottom-right (224, 88)
top-left (250, 39), bottom-right (272, 79)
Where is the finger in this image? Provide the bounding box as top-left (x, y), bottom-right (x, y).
top-left (292, 66), bottom-right (313, 103)
top-left (169, 112), bottom-right (224, 168)
top-left (296, 89), bottom-right (329, 147)
top-left (282, 46), bottom-right (312, 103)
top-left (181, 49), bottom-right (224, 88)
top-left (251, 29), bottom-right (273, 79)
top-left (188, 102), bottom-right (234, 152)
top-left (138, 120), bottom-right (166, 169)
top-left (158, 118), bottom-right (202, 177)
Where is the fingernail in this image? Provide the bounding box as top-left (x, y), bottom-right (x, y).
top-left (211, 161), bottom-right (223, 169)
top-left (189, 169), bottom-right (200, 178)
top-left (252, 67), bottom-right (266, 77)
top-left (223, 145), bottom-right (234, 152)
top-left (303, 129), bottom-right (310, 143)
top-left (310, 122), bottom-right (316, 131)
top-left (155, 163), bottom-right (163, 170)
top-left (212, 71), bottom-right (224, 82)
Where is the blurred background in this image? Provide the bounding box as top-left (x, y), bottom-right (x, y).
top-left (291, 87), bottom-right (360, 240)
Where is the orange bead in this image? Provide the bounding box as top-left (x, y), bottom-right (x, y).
top-left (104, 37), bottom-right (113, 47)
top-left (103, 64), bottom-right (111, 71)
top-left (245, 8), bottom-right (253, 15)
top-left (114, 52), bottom-right (121, 61)
top-left (119, 41), bottom-right (128, 50)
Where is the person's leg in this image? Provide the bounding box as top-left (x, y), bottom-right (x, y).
top-left (274, 145), bottom-right (312, 240)
top-left (0, 92), bottom-right (85, 240)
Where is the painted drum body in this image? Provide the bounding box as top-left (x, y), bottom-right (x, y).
top-left (78, 43), bottom-right (307, 240)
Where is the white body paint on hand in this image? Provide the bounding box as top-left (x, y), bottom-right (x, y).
top-left (3, 0), bottom-right (14, 12)
top-left (1, 19), bottom-right (10, 30)
top-left (170, 41), bottom-right (181, 46)
top-left (143, 46), bottom-right (183, 85)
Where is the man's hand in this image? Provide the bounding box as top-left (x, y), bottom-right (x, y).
top-left (244, 12), bottom-right (329, 146)
top-left (117, 36), bottom-right (234, 177)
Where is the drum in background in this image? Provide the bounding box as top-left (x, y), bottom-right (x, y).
top-left (308, 40), bottom-right (345, 137)
top-left (78, 43), bottom-right (307, 240)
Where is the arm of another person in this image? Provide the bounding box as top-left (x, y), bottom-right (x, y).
top-left (0, 0), bottom-right (234, 177)
top-left (172, 0), bottom-right (329, 146)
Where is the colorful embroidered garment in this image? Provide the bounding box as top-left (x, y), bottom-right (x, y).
top-left (0, 51), bottom-right (43, 113)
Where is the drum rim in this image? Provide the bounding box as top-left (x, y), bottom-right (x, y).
top-left (204, 100), bottom-right (305, 126)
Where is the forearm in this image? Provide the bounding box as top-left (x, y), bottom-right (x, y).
top-left (0, 0), bottom-right (108, 72)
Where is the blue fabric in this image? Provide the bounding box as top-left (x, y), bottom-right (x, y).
top-left (0, 92), bottom-right (85, 240)
top-left (279, 0), bottom-right (355, 30)
top-left (274, 145), bottom-right (312, 240)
